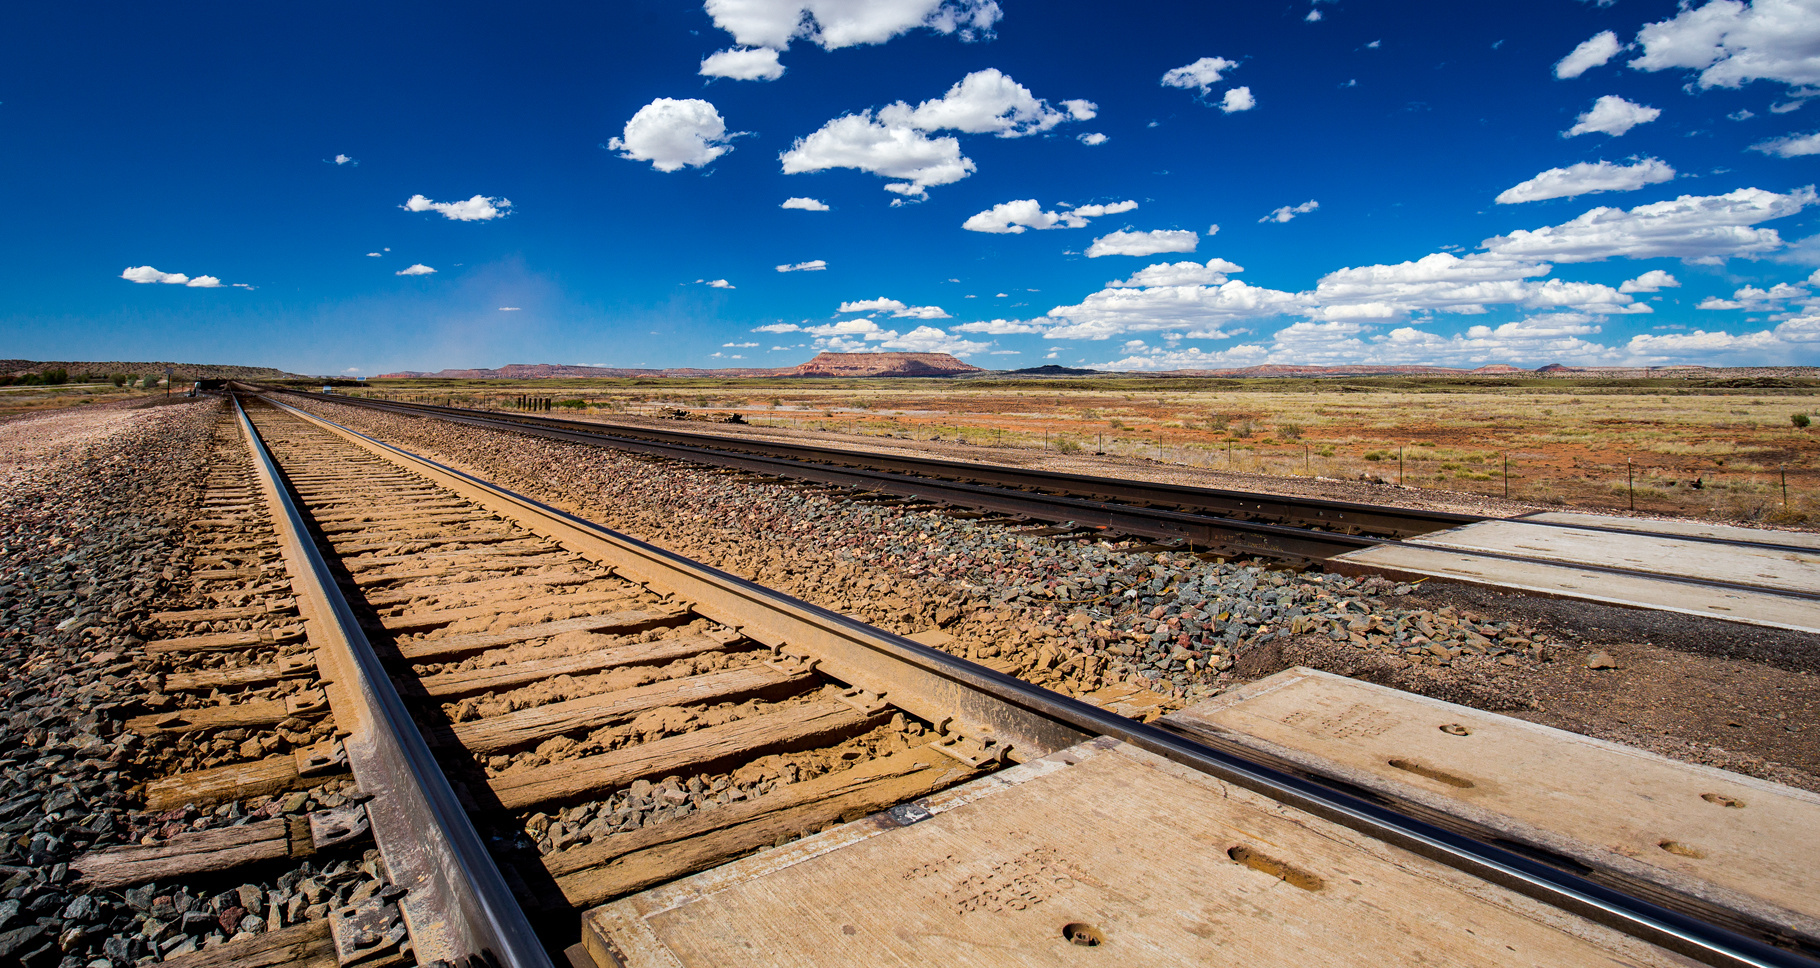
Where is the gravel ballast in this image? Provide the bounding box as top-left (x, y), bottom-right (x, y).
top-left (287, 397), bottom-right (1819, 792)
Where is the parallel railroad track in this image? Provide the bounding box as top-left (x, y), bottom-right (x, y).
top-left (84, 393), bottom-right (1814, 968)
top-left (253, 387), bottom-right (1480, 563)
top-left (258, 387), bottom-right (1820, 614)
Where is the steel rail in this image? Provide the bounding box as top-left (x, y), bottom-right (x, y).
top-left (264, 388), bottom-right (1820, 603)
top-left (264, 388), bottom-right (1477, 537)
top-left (1508, 511), bottom-right (1820, 556)
top-left (256, 388), bottom-right (1385, 562)
top-left (258, 393), bottom-right (1815, 968)
top-left (234, 396), bottom-right (557, 968)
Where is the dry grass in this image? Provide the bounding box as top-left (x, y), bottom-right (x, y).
top-left (354, 380), bottom-right (1820, 526)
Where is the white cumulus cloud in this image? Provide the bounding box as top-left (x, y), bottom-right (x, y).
top-left (1565, 95), bottom-right (1661, 137)
top-left (1307, 252), bottom-right (1644, 321)
top-left (1070, 200), bottom-right (1138, 218)
top-left (839, 297), bottom-right (906, 313)
top-left (896, 305), bottom-right (952, 319)
top-left (892, 68), bottom-right (1079, 137)
top-left (1619, 269), bottom-right (1681, 292)
top-left (706, 279), bottom-right (735, 289)
top-left (1698, 281), bottom-right (1812, 309)
top-left (120, 266), bottom-right (240, 287)
top-left (1631, 0), bottom-right (1820, 90)
top-left (1555, 30), bottom-right (1621, 79)
top-left (962, 199), bottom-right (1068, 233)
top-left (793, 317), bottom-right (987, 354)
top-left (1061, 99), bottom-right (1097, 120)
top-left (1482, 185), bottom-right (1816, 264)
top-left (120, 266), bottom-right (188, 284)
top-left (702, 0), bottom-right (1000, 51)
top-left (1751, 130), bottom-right (1820, 156)
top-left (609, 98), bottom-right (739, 172)
top-left (1107, 258), bottom-right (1245, 288)
top-left (1495, 157), bottom-right (1676, 203)
top-left (332, 153), bottom-right (358, 166)
top-left (780, 69), bottom-right (1085, 196)
top-left (776, 260), bottom-right (828, 272)
top-left (1078, 132), bottom-right (1108, 145)
top-left (1220, 86), bottom-right (1256, 113)
top-left (396, 264), bottom-right (436, 276)
top-left (1046, 280), bottom-right (1302, 340)
top-left (781, 196), bottom-right (830, 210)
top-left (403, 194), bottom-right (511, 221)
top-left (780, 113), bottom-right (972, 196)
top-left (1260, 199), bottom-right (1319, 223)
top-left (950, 318), bottom-right (1047, 334)
top-left (1161, 56), bottom-right (1239, 94)
top-left (960, 198), bottom-right (1137, 233)
top-left (836, 296), bottom-right (949, 318)
top-left (700, 47), bottom-right (785, 81)
top-left (1085, 229), bottom-right (1198, 258)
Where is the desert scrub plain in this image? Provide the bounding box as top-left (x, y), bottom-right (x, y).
top-left (342, 374), bottom-right (1820, 526)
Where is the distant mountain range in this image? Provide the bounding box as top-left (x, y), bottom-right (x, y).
top-left (377, 352), bottom-right (986, 380)
top-left (364, 352), bottom-right (1816, 381)
top-left (0, 359), bottom-right (311, 380)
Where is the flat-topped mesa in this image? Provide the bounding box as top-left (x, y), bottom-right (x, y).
top-left (785, 352), bottom-right (984, 378)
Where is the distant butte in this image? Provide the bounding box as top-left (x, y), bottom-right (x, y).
top-left (784, 352), bottom-right (983, 377)
top-left (375, 351), bottom-right (983, 380)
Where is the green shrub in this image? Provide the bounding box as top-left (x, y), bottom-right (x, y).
top-left (110, 374), bottom-right (127, 387)
top-left (1794, 413), bottom-right (1811, 428)
top-left (1053, 437), bottom-right (1082, 454)
top-left (556, 398), bottom-right (587, 409)
top-left (1276, 422), bottom-right (1302, 440)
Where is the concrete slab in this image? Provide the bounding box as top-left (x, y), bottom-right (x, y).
top-left (1520, 511), bottom-right (1820, 551)
top-left (1405, 519), bottom-right (1820, 595)
top-left (582, 738), bottom-right (1690, 968)
top-left (1331, 541), bottom-right (1820, 632)
top-left (1164, 668), bottom-right (1820, 946)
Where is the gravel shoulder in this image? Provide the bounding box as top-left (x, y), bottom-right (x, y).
top-left (0, 398), bottom-right (216, 965)
top-left (294, 398), bottom-right (1820, 795)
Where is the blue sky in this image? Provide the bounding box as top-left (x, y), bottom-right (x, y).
top-left (4, 0), bottom-right (1819, 374)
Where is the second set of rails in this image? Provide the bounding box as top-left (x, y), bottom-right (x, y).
top-left (96, 391), bottom-right (1806, 968)
top-left (258, 387), bottom-right (1820, 606)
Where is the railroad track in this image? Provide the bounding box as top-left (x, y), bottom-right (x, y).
top-left (251, 386), bottom-right (1478, 562)
top-left (78, 394), bottom-right (1813, 968)
top-left (257, 386), bottom-right (1820, 636)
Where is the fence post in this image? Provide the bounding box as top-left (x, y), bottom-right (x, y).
top-left (1783, 464), bottom-right (1789, 506)
top-left (1503, 453), bottom-right (1509, 499)
top-left (1628, 459), bottom-right (1634, 511)
top-left (1398, 446), bottom-right (1404, 485)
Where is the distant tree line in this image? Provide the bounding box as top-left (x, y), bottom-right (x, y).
top-left (0, 369), bottom-right (159, 387)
